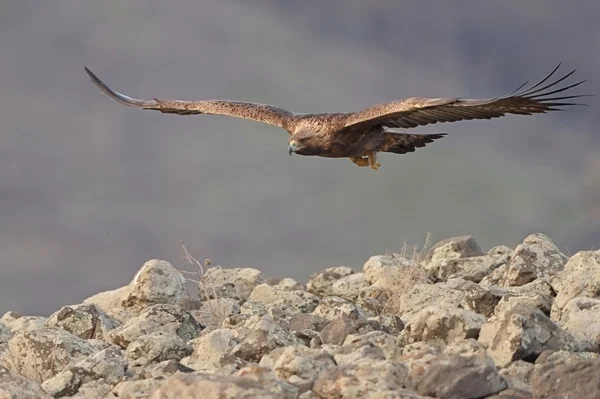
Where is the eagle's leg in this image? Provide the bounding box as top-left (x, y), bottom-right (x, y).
top-left (349, 156), bottom-right (369, 167)
top-left (367, 152), bottom-right (381, 170)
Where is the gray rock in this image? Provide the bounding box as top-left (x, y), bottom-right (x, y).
top-left (180, 328), bottom-right (242, 374)
top-left (0, 365), bottom-right (52, 399)
top-left (66, 379), bottom-right (111, 399)
top-left (396, 283), bottom-right (466, 321)
top-left (0, 322), bottom-right (11, 351)
top-left (557, 297), bottom-right (600, 350)
top-left (0, 312), bottom-right (46, 333)
top-left (414, 353), bottom-right (506, 399)
top-left (192, 297), bottom-right (240, 327)
top-left (499, 360), bottom-right (533, 393)
top-left (83, 285), bottom-right (135, 324)
top-left (371, 315), bottom-right (405, 336)
top-left (136, 359), bottom-right (195, 379)
top-left (312, 296), bottom-right (368, 322)
top-left (242, 284), bottom-right (320, 318)
top-left (289, 313), bottom-right (329, 333)
top-left (235, 365), bottom-right (299, 398)
top-left (331, 343), bottom-right (386, 365)
top-left (112, 378), bottom-right (166, 399)
top-left (331, 273), bottom-right (369, 302)
top-left (108, 304), bottom-right (202, 349)
top-left (400, 304), bottom-right (486, 348)
top-left (307, 266), bottom-right (354, 297)
top-left (552, 250), bottom-right (600, 321)
top-left (232, 315), bottom-right (303, 363)
top-left (126, 331), bottom-right (193, 366)
top-left (45, 303), bottom-right (119, 340)
top-left (363, 255), bottom-right (415, 286)
top-left (480, 234), bottom-right (567, 287)
top-left (488, 245), bottom-right (514, 257)
top-left (40, 345), bottom-right (126, 397)
top-left (272, 346), bottom-right (335, 393)
top-left (1, 327), bottom-right (96, 382)
top-left (459, 282), bottom-right (506, 318)
top-left (479, 301), bottom-right (576, 367)
top-left (425, 235), bottom-right (484, 264)
top-left (342, 331), bottom-right (398, 361)
top-left (123, 259), bottom-right (188, 310)
top-left (535, 349), bottom-right (599, 364)
top-left (199, 266), bottom-right (264, 302)
top-left (320, 317), bottom-right (357, 346)
top-left (148, 371), bottom-right (282, 399)
top-left (531, 358), bottom-right (600, 399)
top-left (266, 277), bottom-right (305, 291)
top-left (313, 359), bottom-right (411, 399)
top-left (443, 338), bottom-right (487, 357)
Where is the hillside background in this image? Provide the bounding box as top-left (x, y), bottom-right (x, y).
top-left (1, 0), bottom-right (599, 315)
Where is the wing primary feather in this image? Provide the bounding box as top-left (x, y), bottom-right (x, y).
top-left (84, 66), bottom-right (158, 109)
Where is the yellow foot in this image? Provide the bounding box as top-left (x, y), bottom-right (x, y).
top-left (368, 152), bottom-right (381, 170)
top-left (350, 156), bottom-right (369, 167)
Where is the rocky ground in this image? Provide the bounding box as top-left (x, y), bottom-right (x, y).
top-left (1, 233), bottom-right (600, 398)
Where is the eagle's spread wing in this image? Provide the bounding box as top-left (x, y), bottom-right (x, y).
top-left (383, 132), bottom-right (447, 154)
top-left (341, 64), bottom-right (590, 132)
top-left (85, 67), bottom-right (295, 130)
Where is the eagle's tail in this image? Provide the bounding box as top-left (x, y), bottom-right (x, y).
top-left (383, 132), bottom-right (447, 154)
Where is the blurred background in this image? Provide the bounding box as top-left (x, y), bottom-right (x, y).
top-left (1, 0), bottom-right (599, 315)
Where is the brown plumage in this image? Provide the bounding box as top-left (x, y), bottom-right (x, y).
top-left (85, 64), bottom-right (589, 170)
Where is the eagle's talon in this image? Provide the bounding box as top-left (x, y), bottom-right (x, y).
top-left (367, 152), bottom-right (381, 170)
top-left (350, 156), bottom-right (370, 167)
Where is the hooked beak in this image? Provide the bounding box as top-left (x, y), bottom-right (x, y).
top-left (288, 141), bottom-right (296, 156)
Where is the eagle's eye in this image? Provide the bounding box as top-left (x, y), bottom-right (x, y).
top-left (299, 137), bottom-right (309, 144)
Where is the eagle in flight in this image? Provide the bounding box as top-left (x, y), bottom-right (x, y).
top-left (85, 64), bottom-right (588, 170)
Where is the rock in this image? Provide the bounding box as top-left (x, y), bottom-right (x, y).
top-left (307, 266), bottom-right (354, 297)
top-left (342, 331), bottom-right (398, 361)
top-left (480, 234), bottom-right (567, 287)
top-left (479, 301), bottom-right (576, 367)
top-left (126, 331), bottom-right (193, 366)
top-left (192, 298), bottom-right (240, 327)
top-left (235, 365), bottom-right (299, 398)
top-left (83, 285), bottom-right (134, 323)
top-left (108, 304), bottom-right (202, 349)
top-left (531, 358), bottom-right (600, 399)
top-left (0, 312), bottom-right (46, 332)
top-left (241, 284), bottom-right (320, 318)
top-left (271, 346), bottom-right (335, 393)
top-left (486, 388), bottom-right (532, 399)
top-left (331, 343), bottom-right (386, 365)
top-left (0, 365), bottom-right (52, 399)
top-left (232, 315), bottom-right (302, 363)
top-left (459, 282), bottom-right (506, 318)
top-left (199, 266), bottom-right (264, 301)
top-left (1, 327), bottom-right (96, 382)
top-left (0, 323), bottom-right (11, 350)
top-left (267, 277), bottom-right (305, 291)
top-left (400, 304), bottom-right (486, 347)
top-left (395, 283), bottom-right (465, 321)
top-left (371, 315), bottom-right (405, 336)
top-left (444, 254), bottom-right (510, 283)
top-left (552, 250), bottom-right (600, 320)
top-left (312, 359), bottom-right (411, 399)
top-left (112, 378), bottom-right (166, 399)
top-left (443, 338), bottom-right (487, 357)
top-left (45, 303), bottom-right (119, 340)
top-left (550, 296), bottom-right (600, 350)
top-left (414, 353), bottom-right (506, 399)
top-left (495, 293), bottom-right (553, 317)
top-left (312, 296), bottom-right (368, 323)
top-left (289, 313), bottom-right (329, 333)
top-left (320, 317), bottom-right (357, 346)
top-left (363, 255), bottom-right (415, 286)
top-left (149, 371), bottom-right (282, 399)
top-left (331, 273), bottom-right (369, 302)
top-left (537, 349), bottom-right (599, 364)
top-left (488, 245), bottom-right (514, 257)
top-left (181, 328), bottom-right (242, 374)
top-left (424, 235), bottom-right (484, 265)
top-left (123, 259), bottom-right (188, 309)
top-left (67, 379), bottom-right (111, 399)
top-left (499, 360), bottom-right (533, 392)
top-left (40, 345), bottom-right (126, 397)
top-left (136, 359), bottom-right (195, 379)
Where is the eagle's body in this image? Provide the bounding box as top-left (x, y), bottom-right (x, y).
top-left (85, 65), bottom-right (589, 170)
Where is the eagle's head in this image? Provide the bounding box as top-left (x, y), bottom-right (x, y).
top-left (288, 131), bottom-right (322, 156)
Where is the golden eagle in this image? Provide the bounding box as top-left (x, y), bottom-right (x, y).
top-left (85, 64), bottom-right (588, 170)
